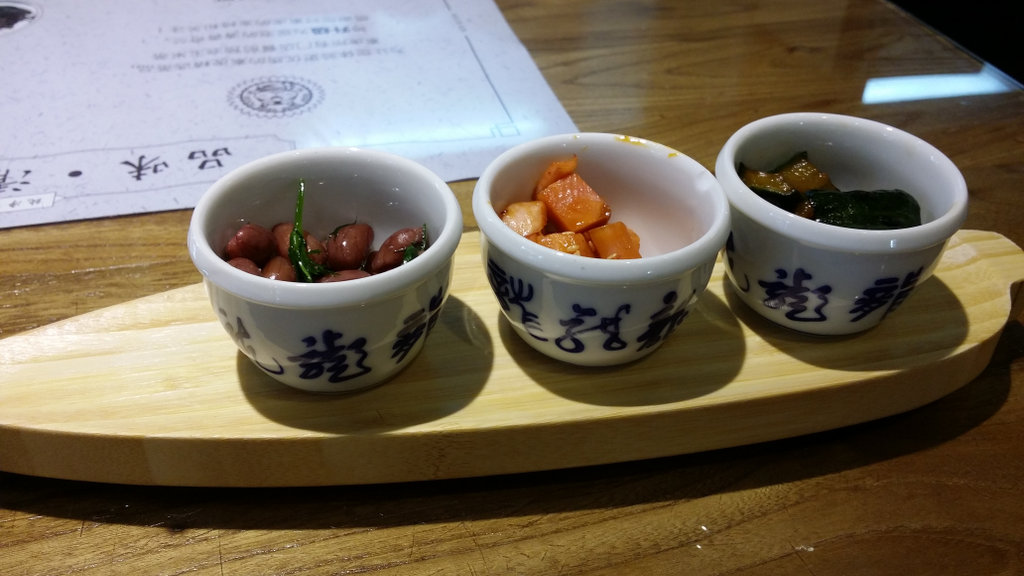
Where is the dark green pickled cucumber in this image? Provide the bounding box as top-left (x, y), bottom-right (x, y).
top-left (806, 189), bottom-right (921, 230)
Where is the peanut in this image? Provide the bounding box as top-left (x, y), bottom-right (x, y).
top-left (369, 227), bottom-right (424, 274)
top-left (261, 256), bottom-right (297, 281)
top-left (325, 223), bottom-right (373, 271)
top-left (225, 223), bottom-right (277, 266)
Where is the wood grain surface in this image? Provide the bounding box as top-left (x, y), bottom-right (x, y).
top-left (2, 0), bottom-right (1023, 574)
top-left (1, 230), bottom-right (1021, 488)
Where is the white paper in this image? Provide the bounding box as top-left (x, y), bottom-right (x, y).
top-left (0, 0), bottom-right (577, 228)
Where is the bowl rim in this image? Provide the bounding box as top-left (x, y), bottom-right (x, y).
top-left (187, 147), bottom-right (463, 308)
top-left (714, 112), bottom-right (968, 253)
top-left (472, 132), bottom-right (732, 285)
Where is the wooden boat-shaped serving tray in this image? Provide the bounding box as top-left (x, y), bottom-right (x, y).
top-left (1, 229), bottom-right (1022, 487)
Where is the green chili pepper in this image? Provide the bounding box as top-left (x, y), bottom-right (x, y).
top-left (288, 179), bottom-right (328, 282)
top-left (402, 224), bottom-right (430, 263)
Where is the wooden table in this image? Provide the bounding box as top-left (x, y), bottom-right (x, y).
top-left (2, 0), bottom-right (1022, 573)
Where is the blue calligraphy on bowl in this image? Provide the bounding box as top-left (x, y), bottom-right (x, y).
top-left (219, 285), bottom-right (447, 385)
top-left (486, 258), bottom-right (545, 340)
top-left (218, 309), bottom-right (285, 375)
top-left (555, 302), bottom-right (631, 353)
top-left (724, 232), bottom-right (751, 292)
top-left (392, 285), bottom-right (446, 362)
top-left (850, 266), bottom-right (922, 322)
top-left (638, 289), bottom-right (693, 350)
top-left (758, 268), bottom-right (832, 323)
top-left (486, 257), bottom-right (694, 356)
top-left (730, 231), bottom-right (927, 325)
top-left (288, 330), bottom-right (371, 383)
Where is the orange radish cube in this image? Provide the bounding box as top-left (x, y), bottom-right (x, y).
top-left (587, 221), bottom-right (641, 259)
top-left (533, 156), bottom-right (579, 196)
top-left (536, 173), bottom-right (611, 233)
top-left (535, 231), bottom-right (596, 257)
top-left (500, 200), bottom-right (548, 237)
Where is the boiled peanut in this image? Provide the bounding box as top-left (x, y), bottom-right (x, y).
top-left (225, 223), bottom-right (277, 266)
top-left (227, 257), bottom-right (261, 276)
top-left (272, 222), bottom-right (327, 266)
top-left (325, 223), bottom-right (373, 271)
top-left (271, 222), bottom-right (292, 257)
top-left (318, 269), bottom-right (372, 282)
top-left (369, 227), bottom-right (423, 274)
top-left (261, 255), bottom-right (297, 281)
top-left (223, 219), bottom-right (426, 282)
top-left (305, 233), bottom-right (327, 266)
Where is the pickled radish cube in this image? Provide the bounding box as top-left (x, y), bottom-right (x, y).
top-left (500, 200), bottom-right (548, 237)
top-left (587, 221), bottom-right (641, 259)
top-left (535, 231), bottom-right (596, 257)
top-left (536, 173), bottom-right (611, 233)
top-left (533, 156), bottom-right (579, 196)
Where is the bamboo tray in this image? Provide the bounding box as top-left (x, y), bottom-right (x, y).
top-left (1, 229), bottom-right (1021, 487)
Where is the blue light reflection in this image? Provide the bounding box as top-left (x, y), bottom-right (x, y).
top-left (862, 64), bottom-right (1018, 104)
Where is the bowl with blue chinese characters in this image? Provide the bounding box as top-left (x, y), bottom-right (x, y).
top-left (715, 112), bottom-right (968, 336)
top-left (472, 132), bottom-right (731, 366)
top-left (187, 147), bottom-right (462, 393)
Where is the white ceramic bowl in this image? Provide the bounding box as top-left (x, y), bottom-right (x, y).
top-left (715, 112), bottom-right (968, 335)
top-left (473, 133), bottom-right (731, 366)
top-left (188, 147), bottom-right (463, 392)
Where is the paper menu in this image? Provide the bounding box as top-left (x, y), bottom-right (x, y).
top-left (0, 0), bottom-right (577, 228)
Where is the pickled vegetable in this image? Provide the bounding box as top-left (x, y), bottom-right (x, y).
top-left (535, 172), bottom-right (612, 233)
top-left (739, 151), bottom-right (921, 230)
top-left (774, 152), bottom-right (837, 193)
top-left (499, 158), bottom-right (643, 259)
top-left (738, 164), bottom-right (801, 211)
top-left (535, 231), bottom-right (595, 257)
top-left (587, 221), bottom-right (642, 259)
top-left (534, 156), bottom-right (579, 196)
top-left (807, 189), bottom-right (922, 230)
top-left (499, 200), bottom-right (547, 237)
